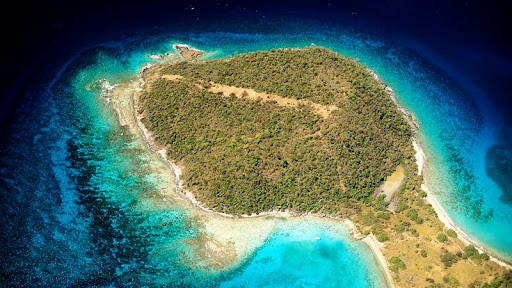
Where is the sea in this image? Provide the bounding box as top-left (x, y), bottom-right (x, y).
top-left (1, 2), bottom-right (511, 287)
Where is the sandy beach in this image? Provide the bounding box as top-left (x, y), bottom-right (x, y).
top-left (412, 138), bottom-right (512, 270)
top-left (372, 62), bottom-right (512, 269)
top-left (362, 235), bottom-right (395, 288)
top-left (343, 219), bottom-right (395, 287)
top-left (412, 139), bottom-right (424, 175)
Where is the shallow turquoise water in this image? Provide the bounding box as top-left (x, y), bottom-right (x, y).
top-left (221, 219), bottom-right (385, 288)
top-left (1, 19), bottom-right (511, 286)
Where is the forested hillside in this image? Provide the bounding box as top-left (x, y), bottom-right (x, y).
top-left (138, 47), bottom-right (413, 215)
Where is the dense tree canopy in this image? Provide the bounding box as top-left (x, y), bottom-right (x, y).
top-left (138, 47), bottom-right (413, 215)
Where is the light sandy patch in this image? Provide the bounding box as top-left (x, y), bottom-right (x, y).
top-left (161, 74), bottom-right (338, 119)
top-left (162, 74), bottom-right (184, 81)
top-left (413, 139), bottom-right (424, 175)
top-left (377, 165), bottom-right (404, 202)
top-left (206, 81), bottom-right (338, 119)
top-left (195, 216), bottom-right (277, 268)
top-left (344, 219), bottom-right (365, 240)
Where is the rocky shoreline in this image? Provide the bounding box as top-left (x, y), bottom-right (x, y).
top-left (173, 44), bottom-right (204, 61)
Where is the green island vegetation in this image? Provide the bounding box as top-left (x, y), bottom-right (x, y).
top-left (137, 47), bottom-right (511, 287)
top-left (447, 229), bottom-right (458, 238)
top-left (139, 47), bottom-right (411, 215)
top-left (437, 232), bottom-right (449, 243)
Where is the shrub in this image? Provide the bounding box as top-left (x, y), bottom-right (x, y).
top-left (443, 274), bottom-right (460, 286)
top-left (420, 250), bottom-right (427, 257)
top-left (440, 252), bottom-right (458, 268)
top-left (394, 223), bottom-right (405, 233)
top-left (406, 208), bottom-right (423, 224)
top-left (446, 229), bottom-right (457, 238)
top-left (481, 270), bottom-right (512, 288)
top-left (378, 212), bottom-right (391, 220)
top-left (361, 212), bottom-right (378, 226)
top-left (437, 233), bottom-right (448, 243)
top-left (464, 245), bottom-right (479, 258)
top-left (428, 206), bottom-right (437, 216)
top-left (377, 232), bottom-right (390, 242)
top-left (374, 195), bottom-right (390, 211)
top-left (389, 256), bottom-right (407, 272)
top-left (462, 245), bottom-right (490, 262)
top-left (395, 202), bottom-right (408, 213)
top-left (406, 209), bottom-right (418, 221)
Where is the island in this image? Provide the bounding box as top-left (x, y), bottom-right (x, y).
top-left (133, 46), bottom-right (511, 287)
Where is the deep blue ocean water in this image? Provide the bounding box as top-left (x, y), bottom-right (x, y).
top-left (1, 5), bottom-right (511, 286)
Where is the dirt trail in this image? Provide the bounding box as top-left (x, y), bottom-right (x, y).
top-left (162, 74), bottom-right (338, 119)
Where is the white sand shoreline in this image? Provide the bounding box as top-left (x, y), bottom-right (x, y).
top-left (367, 65), bottom-right (512, 269)
top-left (344, 219), bottom-right (395, 288)
top-left (412, 137), bottom-right (512, 270)
top-left (363, 235), bottom-right (395, 288)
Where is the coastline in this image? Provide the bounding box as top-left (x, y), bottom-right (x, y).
top-left (412, 136), bottom-right (512, 270)
top-left (131, 57), bottom-right (396, 287)
top-left (363, 235), bottom-right (395, 288)
top-left (344, 219), bottom-right (395, 288)
top-left (173, 44), bottom-right (204, 61)
top-left (126, 47), bottom-right (509, 287)
top-left (369, 65), bottom-right (512, 269)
